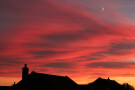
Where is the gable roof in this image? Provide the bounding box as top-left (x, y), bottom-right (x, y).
top-left (14, 71), bottom-right (78, 90)
top-left (89, 77), bottom-right (123, 90)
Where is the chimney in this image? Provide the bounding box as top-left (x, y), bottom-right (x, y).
top-left (22, 64), bottom-right (29, 80)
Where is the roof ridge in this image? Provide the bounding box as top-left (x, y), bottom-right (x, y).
top-left (29, 71), bottom-right (66, 78)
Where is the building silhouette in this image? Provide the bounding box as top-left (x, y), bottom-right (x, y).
top-left (88, 77), bottom-right (124, 90)
top-left (22, 64), bottom-right (29, 80)
top-left (0, 64), bottom-right (134, 90)
top-left (13, 64), bottom-right (79, 90)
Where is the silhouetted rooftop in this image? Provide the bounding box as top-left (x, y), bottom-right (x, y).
top-left (14, 71), bottom-right (78, 90)
top-left (89, 77), bottom-right (123, 90)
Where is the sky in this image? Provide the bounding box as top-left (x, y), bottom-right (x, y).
top-left (1, 0), bottom-right (135, 86)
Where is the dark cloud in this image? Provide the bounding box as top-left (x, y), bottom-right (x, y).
top-left (75, 54), bottom-right (104, 61)
top-left (25, 30), bottom-right (97, 48)
top-left (106, 40), bottom-right (135, 55)
top-left (42, 62), bottom-right (72, 68)
top-left (41, 33), bottom-right (83, 46)
top-left (93, 40), bottom-right (135, 56)
top-left (87, 62), bottom-right (135, 69)
top-left (31, 50), bottom-right (69, 56)
top-left (112, 40), bottom-right (135, 50)
top-left (30, 50), bottom-right (72, 58)
top-left (26, 28), bottom-right (123, 49)
top-left (100, 49), bottom-right (130, 56)
top-left (0, 56), bottom-right (24, 64)
top-left (0, 0), bottom-right (105, 29)
top-left (89, 53), bottom-right (105, 60)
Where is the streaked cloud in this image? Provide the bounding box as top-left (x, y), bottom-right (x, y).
top-left (1, 0), bottom-right (135, 86)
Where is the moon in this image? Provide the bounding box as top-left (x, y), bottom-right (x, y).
top-left (102, 7), bottom-right (104, 11)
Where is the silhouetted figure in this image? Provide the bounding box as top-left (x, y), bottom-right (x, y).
top-left (22, 64), bottom-right (29, 80)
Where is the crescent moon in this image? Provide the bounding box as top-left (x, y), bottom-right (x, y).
top-left (102, 7), bottom-right (104, 11)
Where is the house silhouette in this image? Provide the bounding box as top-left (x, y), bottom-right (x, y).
top-left (88, 77), bottom-right (124, 90)
top-left (13, 64), bottom-right (79, 90)
top-left (0, 64), bottom-right (134, 90)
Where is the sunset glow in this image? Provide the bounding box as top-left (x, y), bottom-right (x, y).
top-left (1, 0), bottom-right (135, 87)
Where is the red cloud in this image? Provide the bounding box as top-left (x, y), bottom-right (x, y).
top-left (1, 0), bottom-right (135, 86)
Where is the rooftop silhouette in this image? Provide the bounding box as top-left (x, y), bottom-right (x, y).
top-left (0, 64), bottom-right (134, 90)
top-left (14, 71), bottom-right (78, 90)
